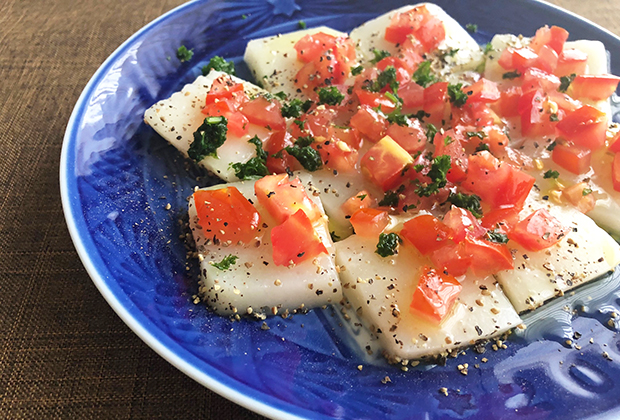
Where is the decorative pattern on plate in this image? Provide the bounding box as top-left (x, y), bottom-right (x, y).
top-left (61, 0), bottom-right (620, 418)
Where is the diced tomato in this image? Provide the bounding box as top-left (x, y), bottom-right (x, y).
top-left (397, 38), bottom-right (425, 71)
top-left (535, 45), bottom-right (559, 73)
top-left (205, 77), bottom-right (247, 107)
top-left (341, 190), bottom-right (372, 217)
top-left (301, 106), bottom-right (337, 138)
top-left (509, 208), bottom-right (566, 251)
top-left (349, 105), bottom-right (388, 143)
top-left (529, 25), bottom-right (569, 55)
top-left (350, 208), bottom-right (389, 237)
top-left (463, 79), bottom-right (501, 103)
top-left (555, 49), bottom-right (587, 77)
top-left (464, 237), bottom-right (514, 277)
top-left (264, 131), bottom-right (300, 174)
top-left (521, 68), bottom-right (561, 93)
top-left (410, 266), bottom-right (462, 324)
top-left (193, 187), bottom-right (261, 244)
top-left (239, 97), bottom-right (286, 131)
top-left (555, 105), bottom-right (607, 150)
top-left (294, 32), bottom-right (338, 63)
top-left (433, 129), bottom-right (467, 183)
top-left (452, 102), bottom-right (499, 128)
top-left (481, 206), bottom-right (520, 233)
top-left (551, 143), bottom-right (591, 174)
top-left (609, 131), bottom-right (620, 153)
top-left (443, 207), bottom-right (486, 243)
top-left (314, 137), bottom-right (358, 173)
top-left (547, 90), bottom-right (581, 113)
top-left (430, 241), bottom-right (471, 277)
top-left (495, 86), bottom-right (522, 117)
top-left (376, 56), bottom-right (412, 85)
top-left (356, 89), bottom-right (397, 113)
top-left (424, 81), bottom-right (450, 126)
top-left (271, 209), bottom-right (327, 266)
top-left (202, 101), bottom-right (249, 137)
top-left (386, 119), bottom-right (426, 154)
top-left (360, 136), bottom-right (414, 191)
top-left (498, 47), bottom-right (539, 72)
top-left (484, 127), bottom-right (510, 155)
top-left (385, 6), bottom-right (445, 53)
top-left (570, 75), bottom-right (620, 101)
top-left (254, 174), bottom-right (321, 224)
top-left (401, 215), bottom-right (454, 255)
top-left (562, 182), bottom-right (596, 213)
top-left (613, 153), bottom-right (620, 192)
top-left (518, 89), bottom-right (557, 137)
top-left (398, 80), bottom-right (425, 112)
top-left (330, 125), bottom-right (362, 150)
top-left (463, 151), bottom-right (535, 209)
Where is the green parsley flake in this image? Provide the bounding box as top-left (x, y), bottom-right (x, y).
top-left (412, 61), bottom-right (437, 88)
top-left (318, 86), bottom-right (345, 106)
top-left (351, 65), bottom-right (364, 75)
top-left (231, 136), bottom-right (269, 180)
top-left (543, 169), bottom-right (559, 179)
top-left (549, 113), bottom-right (559, 122)
top-left (369, 66), bottom-right (399, 93)
top-left (485, 230), bottom-right (509, 244)
top-left (376, 233), bottom-right (402, 258)
top-left (475, 142), bottom-right (490, 152)
top-left (202, 56), bottom-right (236, 75)
top-left (298, 20), bottom-right (307, 29)
top-left (559, 73), bottom-right (576, 93)
top-left (378, 190), bottom-right (400, 207)
top-left (370, 49), bottom-right (391, 64)
top-left (415, 155), bottom-right (451, 197)
top-left (466, 131), bottom-right (487, 140)
top-left (176, 45), bottom-right (194, 63)
top-left (447, 192), bottom-right (482, 218)
top-left (502, 71), bottom-right (521, 80)
top-left (466, 23), bottom-right (478, 33)
top-left (546, 141), bottom-right (558, 151)
top-left (583, 187), bottom-right (593, 196)
top-left (447, 83), bottom-right (468, 107)
top-left (188, 116), bottom-right (228, 161)
top-left (281, 98), bottom-right (311, 118)
top-left (483, 43), bottom-right (493, 54)
top-left (426, 123), bottom-right (438, 143)
top-left (285, 138), bottom-right (322, 171)
top-left (211, 255), bottom-right (239, 270)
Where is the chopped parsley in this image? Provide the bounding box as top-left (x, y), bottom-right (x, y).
top-left (318, 86), bottom-right (345, 106)
top-left (559, 73), bottom-right (576, 92)
top-left (441, 48), bottom-right (459, 59)
top-left (485, 230), bottom-right (509, 244)
top-left (502, 71), bottom-right (521, 80)
top-left (376, 233), bottom-right (402, 258)
top-left (412, 110), bottom-right (430, 122)
top-left (475, 142), bottom-right (490, 152)
top-left (443, 135), bottom-right (454, 146)
top-left (298, 20), bottom-right (307, 29)
top-left (583, 187), bottom-right (593, 196)
top-left (483, 43), bottom-right (493, 54)
top-left (546, 140), bottom-right (558, 151)
top-left (274, 91), bottom-right (288, 101)
top-left (466, 130), bottom-right (487, 140)
top-left (369, 66), bottom-right (399, 93)
top-left (378, 190), bottom-right (400, 207)
top-left (415, 155), bottom-right (451, 197)
top-left (447, 83), bottom-right (468, 107)
top-left (414, 164), bottom-right (425, 172)
top-left (188, 116), bottom-right (228, 161)
top-left (549, 113), bottom-right (559, 122)
top-left (281, 98), bottom-right (312, 118)
top-left (202, 55), bottom-right (236, 75)
top-left (386, 107), bottom-right (408, 126)
top-left (447, 192), bottom-right (482, 218)
top-left (370, 49), bottom-right (391, 64)
top-left (241, 14), bottom-right (247, 19)
top-left (293, 119), bottom-right (305, 130)
top-left (176, 45), bottom-right (194, 62)
top-left (211, 254), bottom-right (239, 270)
top-left (466, 23), bottom-right (478, 33)
top-left (357, 194), bottom-right (368, 201)
top-left (231, 136), bottom-right (269, 179)
top-left (351, 65), bottom-right (364, 75)
top-left (426, 123), bottom-right (438, 143)
top-left (285, 138), bottom-right (322, 171)
top-left (543, 169), bottom-right (559, 179)
top-left (412, 61), bottom-right (437, 88)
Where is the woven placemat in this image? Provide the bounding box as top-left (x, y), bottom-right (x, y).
top-left (0, 0), bottom-right (617, 418)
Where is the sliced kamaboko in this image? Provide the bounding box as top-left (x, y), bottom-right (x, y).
top-left (189, 176), bottom-right (342, 316)
top-left (244, 26), bottom-right (353, 100)
top-left (349, 3), bottom-right (484, 79)
top-left (144, 70), bottom-right (271, 182)
top-left (494, 192), bottom-right (620, 313)
top-left (335, 234), bottom-right (521, 361)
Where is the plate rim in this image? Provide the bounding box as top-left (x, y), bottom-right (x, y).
top-left (59, 1), bottom-right (620, 419)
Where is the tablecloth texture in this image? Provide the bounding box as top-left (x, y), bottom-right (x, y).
top-left (0, 0), bottom-right (617, 418)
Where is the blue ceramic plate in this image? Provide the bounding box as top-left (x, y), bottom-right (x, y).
top-left (60, 1), bottom-right (620, 419)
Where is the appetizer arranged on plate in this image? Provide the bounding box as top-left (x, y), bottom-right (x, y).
top-left (144, 3), bottom-right (620, 363)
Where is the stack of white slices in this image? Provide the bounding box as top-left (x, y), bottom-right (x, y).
top-left (144, 3), bottom-right (620, 363)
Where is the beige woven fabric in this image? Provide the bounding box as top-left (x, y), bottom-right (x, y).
top-left (0, 0), bottom-right (616, 418)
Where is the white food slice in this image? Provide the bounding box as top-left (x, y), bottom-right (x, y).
top-left (335, 234), bottom-right (521, 361)
top-left (350, 3), bottom-right (484, 79)
top-left (494, 193), bottom-right (620, 313)
top-left (144, 71), bottom-right (270, 182)
top-left (244, 27), bottom-right (349, 100)
top-left (189, 177), bottom-right (342, 316)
